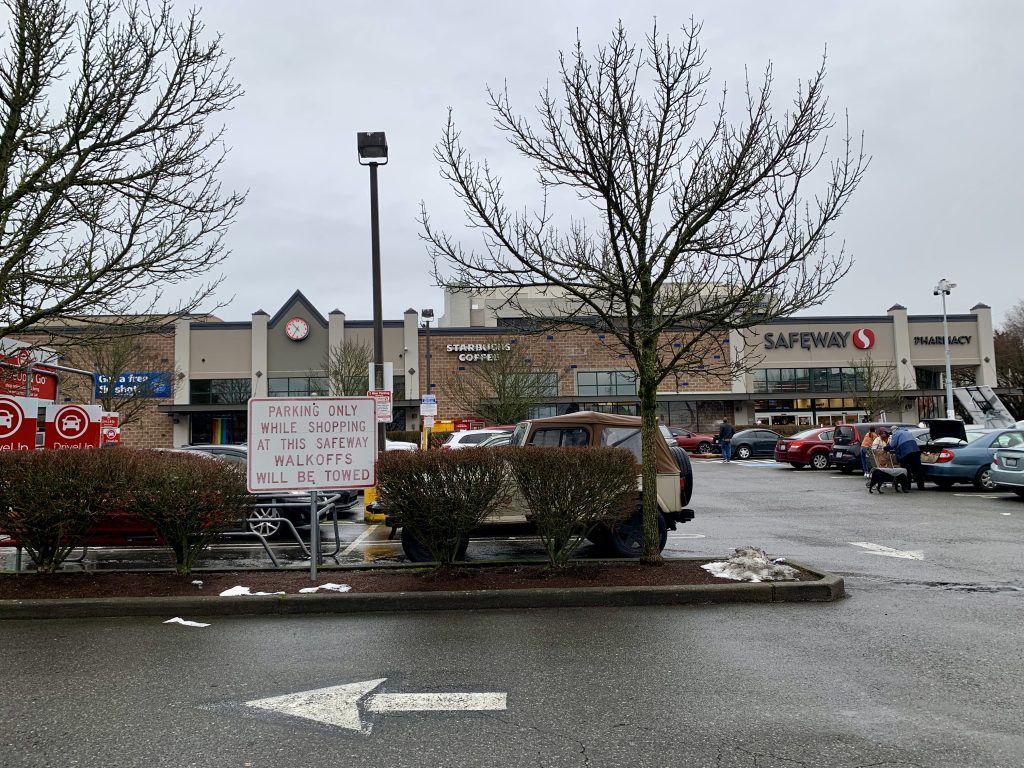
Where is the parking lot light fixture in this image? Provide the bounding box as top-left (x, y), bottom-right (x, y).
top-left (933, 278), bottom-right (957, 419)
top-left (357, 132), bottom-right (388, 454)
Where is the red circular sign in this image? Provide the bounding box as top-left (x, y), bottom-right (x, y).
top-left (54, 404), bottom-right (90, 440)
top-left (852, 328), bottom-right (875, 349)
top-left (0, 400), bottom-right (23, 439)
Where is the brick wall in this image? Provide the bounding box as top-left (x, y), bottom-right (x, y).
top-left (420, 326), bottom-right (732, 422)
top-left (10, 329), bottom-right (177, 449)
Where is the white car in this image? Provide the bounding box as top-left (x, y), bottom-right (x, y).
top-left (440, 428), bottom-right (514, 450)
top-left (385, 438), bottom-right (418, 451)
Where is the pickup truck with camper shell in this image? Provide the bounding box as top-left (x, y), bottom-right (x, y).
top-left (383, 411), bottom-right (695, 561)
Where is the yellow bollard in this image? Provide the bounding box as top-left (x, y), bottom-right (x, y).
top-left (363, 485), bottom-right (386, 524)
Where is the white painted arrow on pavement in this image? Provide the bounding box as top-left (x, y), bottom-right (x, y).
top-left (850, 541), bottom-right (924, 560)
top-left (245, 679), bottom-right (506, 733)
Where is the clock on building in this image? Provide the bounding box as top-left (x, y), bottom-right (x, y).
top-left (284, 317), bottom-right (310, 341)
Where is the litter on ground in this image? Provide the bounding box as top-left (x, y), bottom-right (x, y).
top-left (298, 583), bottom-right (352, 594)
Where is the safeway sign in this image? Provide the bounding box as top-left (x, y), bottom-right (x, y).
top-left (247, 397), bottom-right (377, 493)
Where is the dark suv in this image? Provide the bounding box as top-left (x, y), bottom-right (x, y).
top-left (183, 444), bottom-right (358, 537)
top-left (828, 422), bottom-right (917, 474)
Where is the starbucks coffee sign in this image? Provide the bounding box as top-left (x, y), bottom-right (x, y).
top-left (447, 342), bottom-right (512, 362)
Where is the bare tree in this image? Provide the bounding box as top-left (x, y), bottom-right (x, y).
top-left (994, 300), bottom-right (1024, 419)
top-left (321, 338), bottom-right (373, 396)
top-left (443, 335), bottom-right (558, 424)
top-left (0, 0), bottom-right (244, 346)
top-left (421, 21), bottom-right (868, 561)
top-left (52, 328), bottom-right (178, 426)
top-left (851, 354), bottom-right (904, 421)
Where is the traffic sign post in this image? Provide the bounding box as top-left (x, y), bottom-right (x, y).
top-left (368, 390), bottom-right (392, 424)
top-left (419, 394), bottom-right (437, 417)
top-left (248, 397), bottom-right (377, 581)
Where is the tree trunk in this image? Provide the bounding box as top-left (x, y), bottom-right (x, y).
top-left (638, 346), bottom-right (663, 565)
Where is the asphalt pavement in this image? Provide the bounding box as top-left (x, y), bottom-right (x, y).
top-left (2, 458), bottom-right (1022, 766)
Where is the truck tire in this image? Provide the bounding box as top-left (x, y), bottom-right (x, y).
top-left (669, 446), bottom-right (694, 507)
top-left (603, 509), bottom-right (667, 557)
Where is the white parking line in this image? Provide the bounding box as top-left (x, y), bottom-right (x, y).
top-left (341, 526), bottom-right (380, 556)
top-left (952, 494), bottom-right (1009, 499)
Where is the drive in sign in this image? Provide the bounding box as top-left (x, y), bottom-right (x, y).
top-left (247, 397), bottom-right (377, 493)
top-left (0, 396), bottom-right (40, 451)
top-left (43, 403), bottom-right (102, 449)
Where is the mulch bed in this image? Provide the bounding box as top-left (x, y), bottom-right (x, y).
top-left (0, 560), bottom-right (821, 600)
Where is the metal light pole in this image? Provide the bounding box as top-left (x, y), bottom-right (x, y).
top-left (357, 131), bottom-right (388, 454)
top-left (933, 278), bottom-right (957, 419)
top-left (421, 308), bottom-right (434, 449)
top-left (421, 308), bottom-right (434, 397)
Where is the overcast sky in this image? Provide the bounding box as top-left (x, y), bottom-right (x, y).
top-left (190, 1), bottom-right (1022, 327)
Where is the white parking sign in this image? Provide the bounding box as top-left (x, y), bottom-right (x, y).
top-left (247, 397), bottom-right (377, 493)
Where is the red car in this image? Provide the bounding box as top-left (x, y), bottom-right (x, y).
top-left (667, 426), bottom-right (716, 454)
top-left (774, 427), bottom-right (834, 470)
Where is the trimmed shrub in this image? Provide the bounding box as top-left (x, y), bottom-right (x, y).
top-left (0, 449), bottom-right (122, 573)
top-left (120, 450), bottom-right (252, 576)
top-left (508, 447), bottom-right (637, 567)
top-left (377, 449), bottom-right (511, 566)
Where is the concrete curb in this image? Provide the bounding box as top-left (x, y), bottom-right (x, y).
top-left (0, 559), bottom-right (843, 620)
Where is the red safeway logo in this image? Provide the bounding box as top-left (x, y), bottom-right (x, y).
top-left (852, 328), bottom-right (875, 349)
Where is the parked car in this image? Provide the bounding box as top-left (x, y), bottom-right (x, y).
top-left (920, 427), bottom-right (1024, 491)
top-left (385, 438), bottom-right (418, 451)
top-left (666, 426), bottom-right (716, 454)
top-left (990, 446), bottom-right (1024, 497)
top-left (829, 422), bottom-right (917, 474)
top-left (774, 427), bottom-right (834, 470)
top-left (385, 411), bottom-right (695, 561)
top-left (183, 444), bottom-right (358, 537)
top-left (439, 428), bottom-right (514, 450)
top-left (714, 428), bottom-right (781, 459)
top-left (476, 432), bottom-right (512, 448)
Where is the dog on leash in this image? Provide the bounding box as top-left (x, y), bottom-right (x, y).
top-left (867, 467), bottom-right (911, 494)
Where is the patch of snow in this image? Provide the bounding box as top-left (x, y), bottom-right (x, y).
top-left (298, 583), bottom-right (352, 594)
top-left (702, 546), bottom-right (799, 582)
top-left (218, 585), bottom-right (286, 597)
top-left (164, 617), bottom-right (210, 628)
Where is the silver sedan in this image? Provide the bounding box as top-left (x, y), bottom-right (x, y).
top-left (991, 446), bottom-right (1024, 497)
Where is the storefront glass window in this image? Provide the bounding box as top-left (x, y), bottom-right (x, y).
top-left (190, 378), bottom-right (251, 405)
top-left (576, 370), bottom-right (636, 396)
top-left (267, 377), bottom-right (330, 397)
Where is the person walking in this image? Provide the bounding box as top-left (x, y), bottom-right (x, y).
top-left (887, 425), bottom-right (925, 490)
top-left (860, 427), bottom-right (879, 477)
top-left (719, 417), bottom-right (735, 463)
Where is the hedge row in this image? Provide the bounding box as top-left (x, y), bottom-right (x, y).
top-left (0, 450), bottom-right (251, 575)
top-left (377, 446), bottom-right (637, 567)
